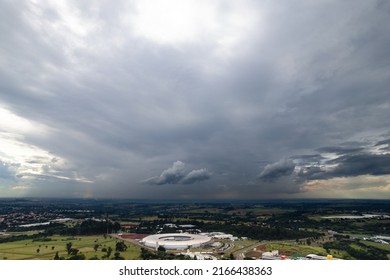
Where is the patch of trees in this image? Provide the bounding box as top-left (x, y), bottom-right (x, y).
top-left (333, 234), bottom-right (350, 240)
top-left (77, 219), bottom-right (121, 235)
top-left (32, 237), bottom-right (52, 242)
top-left (0, 222), bottom-right (6, 231)
top-left (360, 222), bottom-right (390, 234)
top-left (100, 245), bottom-right (126, 260)
top-left (54, 251), bottom-right (61, 260)
top-left (0, 233), bottom-right (47, 243)
top-left (45, 219), bottom-right (121, 235)
top-left (200, 222), bottom-right (322, 240)
top-left (54, 248), bottom-right (87, 260)
top-left (112, 252), bottom-right (125, 260)
top-left (7, 222), bottom-right (67, 232)
top-left (44, 223), bottom-right (69, 235)
top-left (102, 246), bottom-right (113, 259)
top-left (140, 248), bottom-right (191, 260)
top-left (135, 216), bottom-right (323, 240)
top-left (323, 240), bottom-right (389, 260)
top-left (115, 241), bottom-right (127, 252)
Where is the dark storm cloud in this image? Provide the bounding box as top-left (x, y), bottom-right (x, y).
top-left (295, 149), bottom-right (390, 181)
top-left (316, 146), bottom-right (364, 155)
top-left (297, 166), bottom-right (327, 181)
top-left (329, 153), bottom-right (390, 177)
top-left (375, 139), bottom-right (390, 146)
top-left (259, 159), bottom-right (295, 181)
top-left (0, 0), bottom-right (389, 198)
top-left (291, 154), bottom-right (323, 160)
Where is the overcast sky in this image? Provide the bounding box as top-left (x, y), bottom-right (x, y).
top-left (1, 0), bottom-right (390, 200)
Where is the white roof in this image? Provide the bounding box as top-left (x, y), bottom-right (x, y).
top-left (142, 233), bottom-right (211, 249)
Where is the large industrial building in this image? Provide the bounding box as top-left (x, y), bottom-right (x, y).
top-left (142, 233), bottom-right (212, 250)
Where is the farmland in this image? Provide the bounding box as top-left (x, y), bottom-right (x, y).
top-left (0, 235), bottom-right (140, 260)
top-left (0, 198), bottom-right (389, 260)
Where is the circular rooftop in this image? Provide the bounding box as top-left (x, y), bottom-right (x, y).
top-left (142, 233), bottom-right (211, 250)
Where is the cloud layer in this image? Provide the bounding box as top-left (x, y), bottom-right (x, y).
top-left (0, 0), bottom-right (390, 199)
top-left (259, 159), bottom-right (295, 181)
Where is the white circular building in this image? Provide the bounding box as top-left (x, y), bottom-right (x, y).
top-left (142, 233), bottom-right (212, 250)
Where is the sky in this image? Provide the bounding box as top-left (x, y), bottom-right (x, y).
top-left (1, 0), bottom-right (390, 200)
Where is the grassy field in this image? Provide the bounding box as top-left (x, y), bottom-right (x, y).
top-left (360, 240), bottom-right (390, 252)
top-left (182, 208), bottom-right (223, 214)
top-left (138, 216), bottom-right (159, 221)
top-left (360, 240), bottom-right (390, 259)
top-left (250, 207), bottom-right (293, 215)
top-left (0, 235), bottom-right (141, 260)
top-left (265, 242), bottom-right (328, 257)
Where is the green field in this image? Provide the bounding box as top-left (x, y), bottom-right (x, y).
top-left (360, 241), bottom-right (390, 252)
top-left (0, 235), bottom-right (141, 260)
top-left (266, 241), bottom-right (356, 259)
top-left (265, 242), bottom-right (328, 257)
